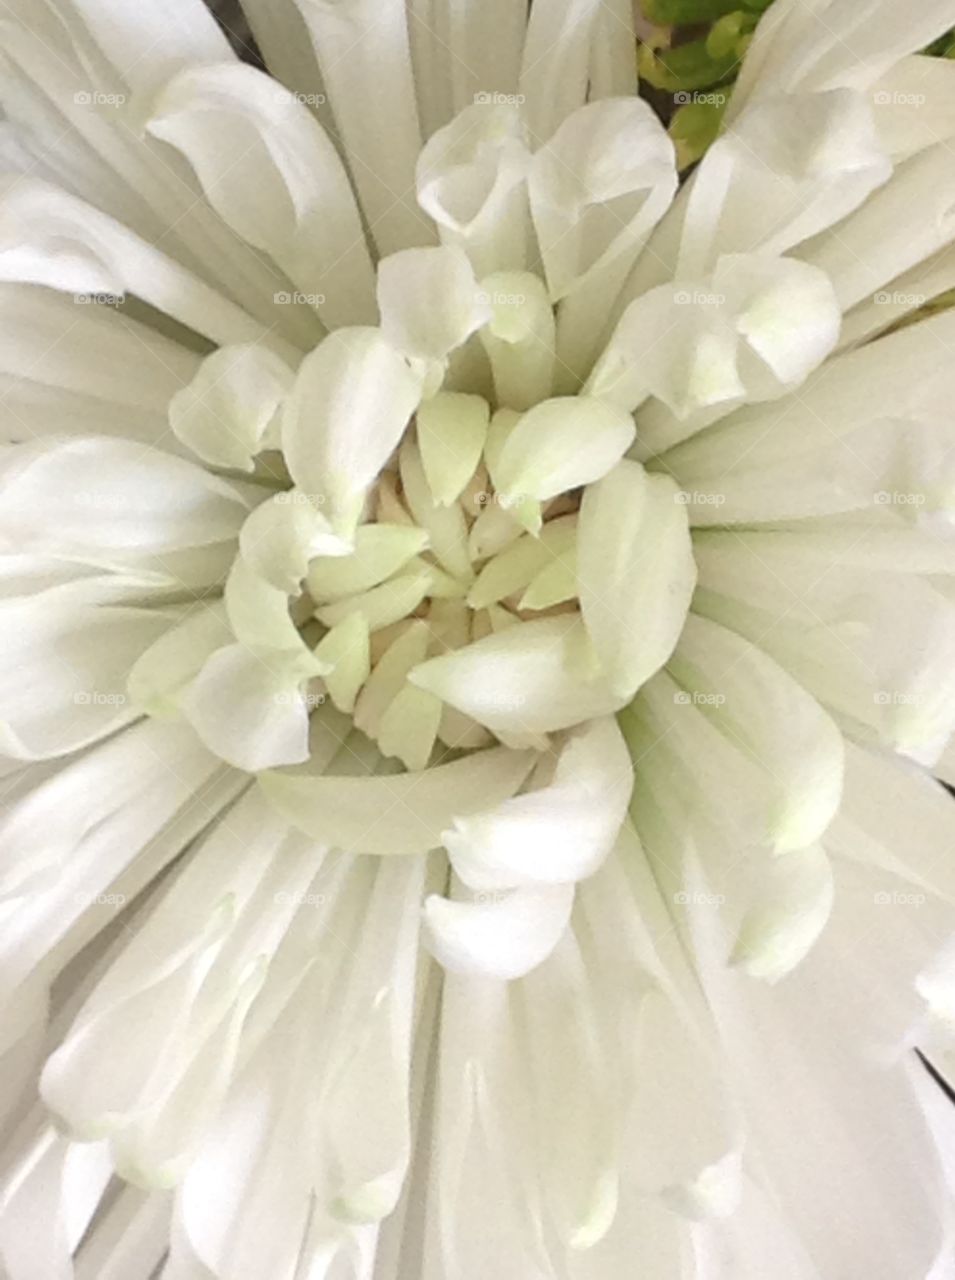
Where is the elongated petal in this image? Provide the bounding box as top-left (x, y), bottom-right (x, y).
top-left (410, 615), bottom-right (624, 738)
top-left (668, 613), bottom-right (845, 852)
top-left (529, 98), bottom-right (676, 303)
top-left (578, 461), bottom-right (695, 701)
top-left (259, 747), bottom-right (535, 855)
top-left (416, 392), bottom-right (490, 507)
top-left (282, 328), bottom-right (423, 539)
top-left (0, 437), bottom-right (249, 561)
top-left (146, 63), bottom-right (376, 327)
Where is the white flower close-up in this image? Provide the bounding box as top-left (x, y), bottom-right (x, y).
top-left (4, 0), bottom-right (955, 1275)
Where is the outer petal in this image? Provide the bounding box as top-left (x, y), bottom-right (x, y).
top-left (0, 437), bottom-right (249, 562)
top-left (146, 62), bottom-right (376, 327)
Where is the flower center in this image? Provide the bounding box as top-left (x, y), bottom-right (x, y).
top-left (287, 391), bottom-right (589, 768)
top-left (155, 251), bottom-right (694, 778)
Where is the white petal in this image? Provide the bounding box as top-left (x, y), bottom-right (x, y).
top-left (416, 103), bottom-right (532, 277)
top-left (490, 396), bottom-right (635, 511)
top-left (730, 845), bottom-right (835, 984)
top-left (0, 600), bottom-right (173, 759)
top-left (59, 0), bottom-right (232, 96)
top-left (410, 614), bottom-right (624, 738)
top-left (423, 883), bottom-right (575, 979)
top-left (237, 493), bottom-right (349, 596)
top-left (392, 449), bottom-right (467, 592)
top-left (377, 683), bottom-right (443, 772)
top-left (668, 612), bottom-right (845, 852)
top-left (0, 437), bottom-right (249, 563)
top-left (127, 605), bottom-right (232, 719)
top-left (578, 461), bottom-right (695, 701)
top-left (223, 555), bottom-right (310, 655)
top-left (591, 254), bottom-right (840, 424)
top-left (416, 392), bottom-right (490, 507)
top-left (0, 177), bottom-right (294, 355)
top-left (477, 271), bottom-right (557, 411)
top-left (529, 98), bottom-right (676, 303)
top-left (680, 89), bottom-right (890, 274)
top-left (518, 0), bottom-right (605, 145)
top-left (292, 0), bottom-right (431, 256)
top-left (146, 63), bottom-right (376, 327)
top-left (377, 246), bottom-right (489, 363)
top-left (444, 716), bottom-right (632, 891)
top-left (467, 516), bottom-right (575, 610)
top-left (183, 644), bottom-right (313, 771)
top-left (282, 328), bottom-right (423, 539)
top-left (259, 746), bottom-right (535, 855)
top-left (313, 614), bottom-right (371, 715)
top-left (730, 0), bottom-right (955, 112)
top-left (306, 524), bottom-right (430, 603)
top-left (169, 345), bottom-right (295, 473)
top-left (313, 567), bottom-right (435, 633)
top-left (715, 252), bottom-right (842, 391)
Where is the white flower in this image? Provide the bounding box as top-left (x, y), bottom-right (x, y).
top-left (2, 0), bottom-right (955, 1275)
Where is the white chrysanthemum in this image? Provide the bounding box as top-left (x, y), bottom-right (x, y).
top-left (3, 0), bottom-right (955, 1274)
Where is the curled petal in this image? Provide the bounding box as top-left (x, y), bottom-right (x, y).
top-left (423, 883), bottom-right (575, 979)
